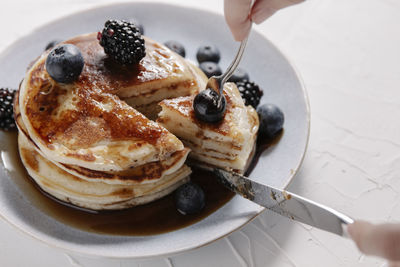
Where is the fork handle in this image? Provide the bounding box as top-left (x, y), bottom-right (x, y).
top-left (219, 33), bottom-right (250, 92)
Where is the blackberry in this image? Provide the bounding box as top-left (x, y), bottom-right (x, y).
top-left (98, 19), bottom-right (145, 65)
top-left (127, 18), bottom-right (144, 35)
top-left (0, 88), bottom-right (16, 131)
top-left (236, 80), bottom-right (263, 109)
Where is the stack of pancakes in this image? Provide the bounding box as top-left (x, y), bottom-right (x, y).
top-left (16, 32), bottom-right (259, 211)
top-left (15, 33), bottom-right (205, 210)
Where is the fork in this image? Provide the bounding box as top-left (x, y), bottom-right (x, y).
top-left (206, 33), bottom-right (250, 106)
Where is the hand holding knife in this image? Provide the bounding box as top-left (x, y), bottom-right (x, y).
top-left (209, 167), bottom-right (400, 263)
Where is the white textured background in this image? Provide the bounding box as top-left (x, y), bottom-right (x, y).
top-left (1, 0), bottom-right (399, 266)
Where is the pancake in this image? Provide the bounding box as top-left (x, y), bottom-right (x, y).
top-left (15, 91), bottom-right (190, 186)
top-left (158, 83), bottom-right (259, 173)
top-left (17, 115), bottom-right (189, 185)
top-left (18, 33), bottom-right (206, 172)
top-left (18, 133), bottom-right (190, 210)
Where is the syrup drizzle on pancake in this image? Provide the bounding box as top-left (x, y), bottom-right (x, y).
top-left (26, 67), bottom-right (167, 147)
top-left (20, 33), bottom-right (200, 171)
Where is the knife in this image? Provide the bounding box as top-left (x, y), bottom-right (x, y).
top-left (212, 168), bottom-right (354, 237)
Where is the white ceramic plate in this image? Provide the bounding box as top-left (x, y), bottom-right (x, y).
top-left (0, 3), bottom-right (309, 258)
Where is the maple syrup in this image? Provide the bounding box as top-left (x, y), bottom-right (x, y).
top-left (1, 130), bottom-right (281, 235)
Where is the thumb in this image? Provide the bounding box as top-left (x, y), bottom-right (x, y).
top-left (348, 220), bottom-right (400, 261)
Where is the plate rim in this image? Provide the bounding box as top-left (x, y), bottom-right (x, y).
top-left (0, 2), bottom-right (310, 258)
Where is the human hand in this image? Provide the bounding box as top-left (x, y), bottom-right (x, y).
top-left (348, 221), bottom-right (400, 266)
top-left (224, 0), bottom-right (305, 41)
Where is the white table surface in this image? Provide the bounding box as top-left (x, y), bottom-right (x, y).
top-left (1, 0), bottom-right (399, 266)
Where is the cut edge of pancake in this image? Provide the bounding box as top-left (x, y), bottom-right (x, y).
top-left (158, 82), bottom-right (259, 173)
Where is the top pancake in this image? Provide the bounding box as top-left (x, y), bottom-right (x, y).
top-left (19, 33), bottom-right (202, 172)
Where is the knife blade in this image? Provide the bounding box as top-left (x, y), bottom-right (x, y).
top-left (213, 168), bottom-right (354, 237)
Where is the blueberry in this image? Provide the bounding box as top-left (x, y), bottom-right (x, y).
top-left (175, 182), bottom-right (205, 215)
top-left (45, 39), bottom-right (62, 51)
top-left (228, 68), bottom-right (249, 83)
top-left (164, 40), bottom-right (186, 57)
top-left (199, 62), bottom-right (222, 78)
top-left (45, 44), bottom-right (84, 84)
top-left (257, 104), bottom-right (284, 137)
top-left (196, 45), bottom-right (220, 63)
top-left (193, 88), bottom-right (226, 123)
top-left (127, 18), bottom-right (144, 35)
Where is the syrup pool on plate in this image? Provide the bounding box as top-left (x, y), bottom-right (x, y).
top-left (0, 130), bottom-right (281, 236)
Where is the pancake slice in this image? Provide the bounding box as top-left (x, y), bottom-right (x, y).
top-left (158, 83), bottom-right (259, 173)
